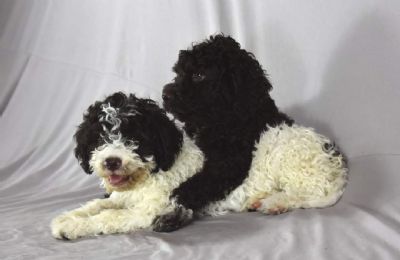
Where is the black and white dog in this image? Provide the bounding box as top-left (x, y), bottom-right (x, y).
top-left (51, 93), bottom-right (203, 240)
top-left (51, 90), bottom-right (346, 240)
top-left (156, 34), bottom-right (348, 231)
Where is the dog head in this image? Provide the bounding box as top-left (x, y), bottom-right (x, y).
top-left (162, 34), bottom-right (274, 129)
top-left (74, 92), bottom-right (183, 192)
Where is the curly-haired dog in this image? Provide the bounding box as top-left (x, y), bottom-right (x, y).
top-left (51, 92), bottom-right (203, 240)
top-left (155, 34), bottom-right (348, 231)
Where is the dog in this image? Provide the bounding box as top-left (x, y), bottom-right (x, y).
top-left (155, 34), bottom-right (348, 231)
top-left (51, 92), bottom-right (203, 240)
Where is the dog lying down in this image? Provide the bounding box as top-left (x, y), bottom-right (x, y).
top-left (51, 92), bottom-right (203, 240)
top-left (51, 92), bottom-right (347, 240)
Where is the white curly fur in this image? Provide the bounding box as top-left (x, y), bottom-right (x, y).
top-left (51, 135), bottom-right (204, 240)
top-left (89, 139), bottom-right (154, 194)
top-left (202, 123), bottom-right (348, 216)
top-left (51, 122), bottom-right (347, 240)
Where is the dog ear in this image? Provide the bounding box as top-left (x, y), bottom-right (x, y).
top-left (146, 106), bottom-right (183, 172)
top-left (228, 48), bottom-right (273, 95)
top-left (74, 101), bottom-right (104, 174)
top-left (74, 124), bottom-right (93, 174)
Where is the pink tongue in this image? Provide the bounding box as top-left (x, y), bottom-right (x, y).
top-left (109, 174), bottom-right (128, 185)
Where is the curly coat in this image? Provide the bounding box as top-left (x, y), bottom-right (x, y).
top-left (74, 92), bottom-right (183, 175)
top-left (159, 35), bottom-right (293, 229)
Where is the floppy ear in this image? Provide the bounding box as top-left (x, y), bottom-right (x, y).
top-left (146, 107), bottom-right (183, 172)
top-left (74, 124), bottom-right (93, 174)
top-left (74, 101), bottom-right (103, 174)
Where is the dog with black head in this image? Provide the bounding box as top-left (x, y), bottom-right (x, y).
top-left (51, 92), bottom-right (203, 240)
top-left (155, 34), bottom-right (347, 231)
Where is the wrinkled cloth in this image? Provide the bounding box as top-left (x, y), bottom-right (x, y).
top-left (1, 0), bottom-right (400, 259)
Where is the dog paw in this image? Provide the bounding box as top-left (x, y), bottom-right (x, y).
top-left (267, 206), bottom-right (289, 215)
top-left (250, 200), bottom-right (262, 210)
top-left (152, 205), bottom-right (193, 232)
top-left (51, 215), bottom-right (90, 240)
top-left (249, 195), bottom-right (291, 215)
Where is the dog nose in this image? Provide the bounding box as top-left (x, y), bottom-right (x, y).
top-left (104, 157), bottom-right (122, 171)
top-left (162, 83), bottom-right (176, 101)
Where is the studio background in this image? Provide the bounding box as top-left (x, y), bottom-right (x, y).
top-left (1, 0), bottom-right (399, 259)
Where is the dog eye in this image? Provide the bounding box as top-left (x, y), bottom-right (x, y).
top-left (192, 72), bottom-right (205, 82)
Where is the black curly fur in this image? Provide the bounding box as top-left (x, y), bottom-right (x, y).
top-left (74, 92), bottom-right (183, 175)
top-left (162, 34), bottom-right (293, 218)
top-left (152, 204), bottom-right (193, 232)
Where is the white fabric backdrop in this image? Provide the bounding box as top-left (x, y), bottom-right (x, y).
top-left (1, 1), bottom-right (399, 259)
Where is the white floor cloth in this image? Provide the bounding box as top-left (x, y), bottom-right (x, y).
top-left (1, 1), bottom-right (399, 259)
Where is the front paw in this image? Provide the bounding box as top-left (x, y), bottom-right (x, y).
top-left (51, 215), bottom-right (90, 240)
top-left (152, 205), bottom-right (193, 232)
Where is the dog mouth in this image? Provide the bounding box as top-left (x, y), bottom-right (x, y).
top-left (108, 174), bottom-right (130, 186)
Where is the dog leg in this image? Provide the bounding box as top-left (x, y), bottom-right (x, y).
top-left (63, 198), bottom-right (117, 218)
top-left (51, 198), bottom-right (119, 239)
top-left (52, 209), bottom-right (149, 240)
top-left (152, 204), bottom-right (193, 232)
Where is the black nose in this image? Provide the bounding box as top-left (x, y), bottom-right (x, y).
top-left (104, 157), bottom-right (122, 171)
top-left (162, 83), bottom-right (176, 101)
